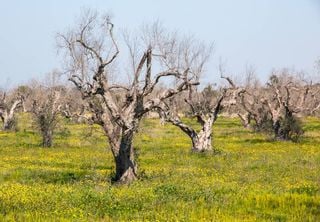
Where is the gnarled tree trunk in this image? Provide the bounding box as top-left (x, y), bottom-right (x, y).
top-left (191, 129), bottom-right (212, 152)
top-left (158, 88), bottom-right (226, 153)
top-left (166, 115), bottom-right (215, 152)
top-left (41, 128), bottom-right (53, 147)
top-left (112, 130), bottom-right (137, 183)
top-left (102, 119), bottom-right (139, 184)
top-left (192, 117), bottom-right (214, 152)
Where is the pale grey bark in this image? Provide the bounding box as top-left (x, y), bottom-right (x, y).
top-left (58, 11), bottom-right (205, 183)
top-left (0, 93), bottom-right (22, 131)
top-left (237, 112), bottom-right (252, 129)
top-left (157, 88), bottom-right (226, 152)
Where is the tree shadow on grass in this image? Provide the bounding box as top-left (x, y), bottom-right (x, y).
top-left (303, 124), bottom-right (320, 132)
top-left (1, 167), bottom-right (112, 184)
top-left (241, 138), bottom-right (269, 144)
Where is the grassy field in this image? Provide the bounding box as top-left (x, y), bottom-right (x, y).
top-left (0, 115), bottom-right (319, 221)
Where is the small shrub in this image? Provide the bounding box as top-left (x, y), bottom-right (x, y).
top-left (254, 114), bottom-right (304, 142)
top-left (279, 115), bottom-right (304, 142)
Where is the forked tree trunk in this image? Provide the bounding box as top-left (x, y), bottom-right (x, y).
top-left (190, 118), bottom-right (214, 152)
top-left (1, 100), bottom-right (21, 131)
top-left (165, 110), bottom-right (217, 152)
top-left (191, 130), bottom-right (212, 152)
top-left (110, 130), bottom-right (137, 183)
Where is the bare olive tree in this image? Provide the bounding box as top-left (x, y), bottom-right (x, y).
top-left (61, 88), bottom-right (89, 123)
top-left (235, 69), bottom-right (268, 131)
top-left (156, 85), bottom-right (226, 152)
top-left (155, 67), bottom-right (238, 152)
top-left (231, 66), bottom-right (260, 129)
top-left (0, 91), bottom-right (23, 131)
top-left (302, 83), bottom-right (320, 116)
top-left (263, 72), bottom-right (308, 140)
top-left (31, 85), bottom-right (65, 147)
top-left (237, 69), bottom-right (312, 141)
top-left (29, 71), bottom-right (67, 148)
top-left (237, 88), bottom-right (270, 130)
top-left (58, 10), bottom-right (205, 183)
top-left (13, 85), bottom-right (32, 113)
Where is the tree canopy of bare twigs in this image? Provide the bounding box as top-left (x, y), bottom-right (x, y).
top-left (57, 10), bottom-right (211, 183)
top-left (30, 73), bottom-right (67, 147)
top-left (156, 85), bottom-right (225, 152)
top-left (235, 69), bottom-right (315, 141)
top-left (155, 65), bottom-right (240, 152)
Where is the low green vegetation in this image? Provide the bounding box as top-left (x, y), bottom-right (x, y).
top-left (0, 114), bottom-right (319, 221)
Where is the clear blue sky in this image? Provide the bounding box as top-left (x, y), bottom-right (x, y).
top-left (1, 0), bottom-right (320, 87)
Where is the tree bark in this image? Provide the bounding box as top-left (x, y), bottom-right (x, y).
top-left (110, 130), bottom-right (137, 183)
top-left (1, 99), bottom-right (21, 131)
top-left (190, 118), bottom-right (213, 152)
top-left (42, 129), bottom-right (53, 147)
top-left (238, 113), bottom-right (252, 129)
top-left (273, 119), bottom-right (286, 140)
top-left (191, 130), bottom-right (212, 152)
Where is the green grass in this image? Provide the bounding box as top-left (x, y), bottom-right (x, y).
top-left (0, 114), bottom-right (319, 221)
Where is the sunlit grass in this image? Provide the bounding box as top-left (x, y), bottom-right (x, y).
top-left (0, 114), bottom-right (319, 221)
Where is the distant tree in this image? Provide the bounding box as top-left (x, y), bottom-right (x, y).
top-left (237, 69), bottom-right (312, 141)
top-left (31, 85), bottom-right (65, 147)
top-left (14, 85), bottom-right (32, 112)
top-left (30, 72), bottom-right (67, 147)
top-left (156, 68), bottom-right (238, 152)
top-left (61, 88), bottom-right (89, 124)
top-left (237, 88), bottom-right (270, 131)
top-left (234, 68), bottom-right (269, 131)
top-left (307, 84), bottom-right (320, 116)
top-left (0, 91), bottom-right (23, 131)
top-left (156, 85), bottom-right (223, 152)
top-left (232, 66), bottom-right (260, 129)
